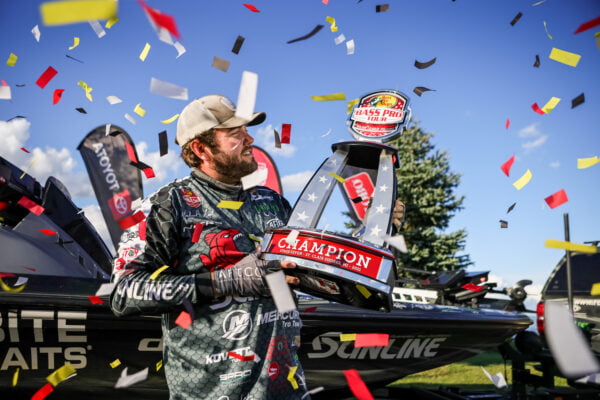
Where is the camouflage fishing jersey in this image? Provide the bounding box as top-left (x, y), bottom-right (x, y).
top-left (110, 169), bottom-right (309, 400)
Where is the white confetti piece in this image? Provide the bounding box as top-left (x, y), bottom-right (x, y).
top-left (174, 41), bottom-right (186, 58)
top-left (346, 39), bottom-right (355, 55)
top-left (334, 34), bottom-right (345, 45)
top-left (14, 277), bottom-right (28, 287)
top-left (95, 283), bottom-right (115, 297)
top-left (285, 230), bottom-right (300, 246)
top-left (150, 77), bottom-right (188, 100)
top-left (114, 367), bottom-right (148, 389)
top-left (481, 367), bottom-right (507, 388)
top-left (265, 270), bottom-right (297, 313)
top-left (124, 113), bottom-right (137, 125)
top-left (31, 25), bottom-right (41, 42)
top-left (0, 85), bottom-right (12, 100)
top-left (88, 20), bottom-right (106, 38)
top-left (386, 235), bottom-right (407, 253)
top-left (106, 95), bottom-right (122, 105)
top-left (235, 71), bottom-right (258, 121)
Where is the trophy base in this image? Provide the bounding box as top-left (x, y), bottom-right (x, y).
top-left (261, 228), bottom-right (396, 312)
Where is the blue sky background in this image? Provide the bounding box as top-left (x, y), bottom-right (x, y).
top-left (0, 0), bottom-right (599, 303)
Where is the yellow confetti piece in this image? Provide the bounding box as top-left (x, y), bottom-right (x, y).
top-left (46, 363), bottom-right (76, 387)
top-left (340, 333), bottom-right (357, 342)
top-left (217, 200), bottom-right (244, 210)
top-left (549, 47), bottom-right (581, 67)
top-left (543, 21), bottom-right (553, 39)
top-left (68, 37), bottom-right (80, 50)
top-left (328, 172), bottom-right (346, 183)
top-left (105, 16), bottom-right (119, 28)
top-left (12, 368), bottom-right (19, 387)
top-left (287, 365), bottom-right (299, 390)
top-left (156, 360), bottom-right (163, 371)
top-left (0, 278), bottom-right (26, 293)
top-left (356, 284), bottom-right (371, 299)
top-left (325, 16), bottom-right (338, 32)
top-left (541, 97), bottom-right (560, 113)
top-left (6, 53), bottom-right (18, 67)
top-left (311, 93), bottom-right (346, 101)
top-left (161, 113), bottom-right (180, 124)
top-left (40, 0), bottom-right (118, 26)
top-left (20, 156), bottom-right (40, 179)
top-left (512, 169), bottom-right (532, 190)
top-left (77, 80), bottom-right (93, 102)
top-left (347, 98), bottom-right (359, 114)
top-left (110, 359), bottom-right (121, 368)
top-left (591, 283), bottom-right (600, 296)
top-left (149, 265), bottom-right (170, 280)
top-left (134, 103), bottom-right (147, 117)
top-left (544, 239), bottom-right (598, 254)
top-left (139, 42), bottom-right (151, 61)
top-left (248, 234), bottom-right (262, 242)
top-left (578, 156), bottom-right (599, 169)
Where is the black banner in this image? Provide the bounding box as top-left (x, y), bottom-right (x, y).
top-left (77, 125), bottom-right (143, 249)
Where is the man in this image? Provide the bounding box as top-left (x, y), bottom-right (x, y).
top-left (110, 94), bottom-right (309, 399)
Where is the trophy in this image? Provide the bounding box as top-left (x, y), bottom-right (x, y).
top-left (261, 90), bottom-right (411, 312)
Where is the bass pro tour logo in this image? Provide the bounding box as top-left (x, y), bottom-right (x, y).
top-left (348, 90), bottom-right (411, 143)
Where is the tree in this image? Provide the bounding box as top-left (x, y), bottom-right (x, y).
top-left (387, 122), bottom-right (471, 274)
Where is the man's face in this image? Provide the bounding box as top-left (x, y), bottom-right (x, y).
top-left (209, 125), bottom-right (257, 182)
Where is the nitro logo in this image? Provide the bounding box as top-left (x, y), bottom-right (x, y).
top-left (92, 142), bottom-right (120, 191)
top-left (307, 335), bottom-right (447, 360)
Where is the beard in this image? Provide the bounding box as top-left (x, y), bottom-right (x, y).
top-left (211, 146), bottom-right (257, 182)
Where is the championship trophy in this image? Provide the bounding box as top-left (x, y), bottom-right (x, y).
top-left (261, 90), bottom-right (411, 312)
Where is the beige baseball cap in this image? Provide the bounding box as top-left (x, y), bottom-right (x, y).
top-left (175, 94), bottom-right (266, 146)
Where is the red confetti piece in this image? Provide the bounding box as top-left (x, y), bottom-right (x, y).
top-left (544, 189), bottom-right (568, 209)
top-left (531, 103), bottom-right (545, 115)
top-left (138, 0), bottom-right (181, 38)
top-left (39, 229), bottom-right (57, 235)
top-left (303, 306), bottom-right (318, 313)
top-left (175, 311), bottom-right (192, 329)
top-left (191, 223), bottom-right (203, 243)
top-left (461, 283), bottom-right (484, 292)
top-left (87, 296), bottom-right (104, 304)
top-left (17, 196), bottom-right (44, 216)
top-left (143, 167), bottom-right (155, 179)
top-left (118, 210), bottom-right (146, 230)
top-left (281, 124), bottom-right (291, 144)
top-left (36, 66), bottom-right (58, 89)
top-left (125, 141), bottom-right (139, 163)
top-left (20, 147), bottom-right (30, 153)
top-left (500, 155), bottom-right (515, 177)
top-left (31, 383), bottom-right (54, 400)
top-left (505, 118), bottom-right (510, 129)
top-left (228, 351), bottom-right (255, 362)
top-left (343, 369), bottom-right (374, 400)
top-left (0, 273), bottom-right (15, 278)
top-left (24, 267), bottom-right (37, 272)
top-left (243, 3), bottom-right (260, 12)
top-left (53, 89), bottom-right (65, 105)
top-left (574, 16), bottom-right (600, 34)
top-left (138, 220), bottom-right (147, 241)
top-left (355, 333), bottom-right (390, 348)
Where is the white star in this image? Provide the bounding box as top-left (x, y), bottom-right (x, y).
top-left (379, 184), bottom-right (388, 192)
top-left (327, 158), bottom-right (338, 166)
top-left (307, 193), bottom-right (318, 202)
top-left (319, 175), bottom-right (328, 184)
top-left (375, 204), bottom-right (387, 214)
top-left (369, 225), bottom-right (382, 237)
top-left (296, 211), bottom-right (309, 222)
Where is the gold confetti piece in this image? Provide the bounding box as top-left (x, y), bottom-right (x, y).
top-left (139, 42), bottom-right (151, 61)
top-left (545, 239), bottom-right (597, 254)
top-left (46, 363), bottom-right (76, 387)
top-left (340, 333), bottom-right (357, 342)
top-left (6, 53), bottom-right (18, 66)
top-left (40, 0), bottom-right (118, 26)
top-left (20, 156), bottom-right (39, 179)
top-left (591, 283), bottom-right (600, 296)
top-left (110, 359), bottom-right (121, 368)
top-left (212, 56), bottom-right (230, 72)
top-left (134, 103), bottom-right (147, 117)
top-left (356, 284), bottom-right (371, 299)
top-left (543, 21), bottom-right (553, 39)
top-left (325, 16), bottom-right (338, 32)
top-left (77, 80), bottom-right (93, 102)
top-left (217, 200), bottom-right (244, 210)
top-left (549, 47), bottom-right (581, 67)
top-left (161, 113), bottom-right (180, 124)
top-left (578, 156), bottom-right (599, 169)
top-left (12, 368), bottom-right (19, 387)
top-left (149, 265), bottom-right (170, 280)
top-left (512, 169), bottom-right (532, 190)
top-left (68, 37), bottom-right (80, 50)
top-left (287, 365), bottom-right (299, 389)
top-left (347, 98), bottom-right (359, 114)
top-left (311, 93), bottom-right (346, 101)
top-left (105, 16), bottom-right (119, 28)
top-left (541, 96), bottom-right (561, 113)
top-left (156, 360), bottom-right (163, 371)
top-left (328, 172), bottom-right (346, 183)
top-left (248, 234), bottom-right (262, 242)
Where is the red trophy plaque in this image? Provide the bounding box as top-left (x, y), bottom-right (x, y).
top-left (261, 90), bottom-right (411, 312)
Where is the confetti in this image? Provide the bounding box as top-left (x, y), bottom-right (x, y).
top-left (161, 113), bottom-right (180, 124)
top-left (334, 33), bottom-right (346, 45)
top-left (0, 277), bottom-right (26, 293)
top-left (212, 56), bottom-right (230, 72)
top-left (156, 360), bottom-right (163, 371)
top-left (500, 155), bottom-right (515, 177)
top-left (311, 93), bottom-right (346, 101)
top-left (12, 367), bottom-right (19, 387)
top-left (512, 169), bottom-right (532, 190)
top-left (544, 239), bottom-right (597, 253)
top-left (510, 12), bottom-right (523, 26)
top-left (110, 359), bottom-right (121, 368)
top-left (117, 210), bottom-right (145, 230)
top-left (574, 16), bottom-right (600, 34)
top-left (462, 283), bottom-right (484, 292)
top-left (541, 97), bottom-right (560, 113)
top-left (531, 0), bottom-right (547, 5)
top-left (53, 89), bottom-right (65, 105)
top-left (36, 66), bottom-right (58, 89)
top-left (287, 24), bottom-right (324, 44)
top-left (149, 265), bottom-right (170, 281)
top-left (139, 42), bottom-right (151, 61)
top-left (571, 93), bottom-right (585, 108)
top-left (481, 367), bottom-right (507, 388)
top-left (235, 71), bottom-right (258, 121)
top-left (175, 311), bottom-right (192, 329)
top-left (114, 367), bottom-right (149, 389)
top-left (134, 103), bottom-right (147, 117)
top-left (414, 57), bottom-right (436, 69)
top-left (549, 47), bottom-right (581, 67)
top-left (88, 20), bottom-right (106, 38)
top-left (304, 306), bottom-right (318, 313)
top-left (150, 77), bottom-right (188, 100)
top-left (77, 80), bottom-right (93, 101)
top-left (413, 86), bottom-right (435, 96)
top-left (505, 118), bottom-right (510, 129)
top-left (0, 84), bottom-right (13, 100)
top-left (39, 0), bottom-right (118, 26)
top-left (106, 95), bottom-right (122, 104)
top-left (500, 220), bottom-right (508, 228)
top-left (31, 383), bottom-right (54, 400)
top-left (21, 147), bottom-right (30, 153)
top-left (376, 4), bottom-right (390, 12)
top-left (76, 107), bottom-right (87, 114)
top-left (386, 235), bottom-right (408, 253)
top-left (87, 295), bottom-right (103, 304)
top-left (68, 37), bottom-right (80, 50)
top-left (326, 16), bottom-right (338, 32)
top-left (281, 124), bottom-right (291, 144)
top-left (344, 369), bottom-right (374, 400)
top-left (243, 3), bottom-right (260, 12)
top-left (578, 156), bottom-right (599, 169)
top-left (6, 53), bottom-right (17, 66)
top-left (266, 270), bottom-right (297, 313)
top-left (138, 0), bottom-right (181, 38)
top-left (95, 282), bottom-right (115, 296)
top-left (217, 200), bottom-right (244, 210)
top-left (65, 54), bottom-right (84, 63)
top-left (340, 333), bottom-right (357, 341)
top-left (124, 113), bottom-right (136, 125)
top-left (544, 189), bottom-right (568, 209)
top-left (174, 41), bottom-right (186, 58)
top-left (228, 351), bottom-right (255, 362)
top-left (507, 202), bottom-right (516, 213)
top-left (158, 130), bottom-right (168, 156)
top-left (346, 39), bottom-right (355, 55)
top-left (533, 54), bottom-right (541, 67)
top-left (17, 196), bottom-right (44, 215)
top-left (32, 25), bottom-right (41, 42)
top-left (287, 365), bottom-right (299, 389)
top-left (356, 284), bottom-right (371, 298)
top-left (273, 129), bottom-right (282, 148)
top-left (355, 333), bottom-right (389, 347)
top-left (347, 98), bottom-right (359, 114)
top-left (328, 172), bottom-right (345, 183)
top-left (105, 17), bottom-right (119, 28)
top-left (232, 35), bottom-right (245, 54)
top-left (191, 222), bottom-right (203, 243)
top-left (543, 21), bottom-right (553, 39)
top-left (531, 103), bottom-right (545, 114)
top-left (592, 283), bottom-right (600, 296)
top-left (46, 363), bottom-right (76, 386)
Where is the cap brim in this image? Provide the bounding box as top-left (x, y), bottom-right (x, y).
top-left (215, 111), bottom-right (266, 129)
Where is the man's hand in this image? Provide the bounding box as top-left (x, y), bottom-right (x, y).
top-left (392, 199), bottom-right (406, 229)
top-left (211, 253), bottom-right (299, 297)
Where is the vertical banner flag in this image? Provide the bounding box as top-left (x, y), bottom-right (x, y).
top-left (77, 125), bottom-right (144, 248)
top-left (252, 146), bottom-right (283, 195)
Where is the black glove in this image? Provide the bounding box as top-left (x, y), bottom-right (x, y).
top-left (212, 253), bottom-right (281, 297)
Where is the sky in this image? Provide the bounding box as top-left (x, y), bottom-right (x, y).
top-left (0, 0), bottom-right (599, 306)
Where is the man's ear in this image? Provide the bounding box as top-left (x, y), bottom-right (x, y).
top-left (189, 139), bottom-right (212, 162)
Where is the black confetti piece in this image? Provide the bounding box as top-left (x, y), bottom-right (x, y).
top-left (500, 220), bottom-right (508, 228)
top-left (533, 54), bottom-right (540, 68)
top-left (158, 130), bottom-right (168, 156)
top-left (66, 54), bottom-right (84, 63)
top-left (75, 107), bottom-right (87, 114)
top-left (510, 12), bottom-right (523, 26)
top-left (571, 93), bottom-right (585, 109)
top-left (232, 35), bottom-right (245, 54)
top-left (287, 24), bottom-right (324, 44)
top-left (375, 4), bottom-right (389, 12)
top-left (414, 57), bottom-right (437, 69)
top-left (413, 86), bottom-right (435, 97)
top-left (506, 202), bottom-right (516, 214)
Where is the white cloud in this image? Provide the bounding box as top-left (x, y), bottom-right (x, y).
top-left (134, 140), bottom-right (184, 188)
top-left (518, 123), bottom-right (541, 138)
top-left (522, 135), bottom-right (548, 150)
top-left (550, 161), bottom-right (560, 169)
top-left (253, 124), bottom-right (297, 158)
top-left (281, 170), bottom-right (313, 193)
